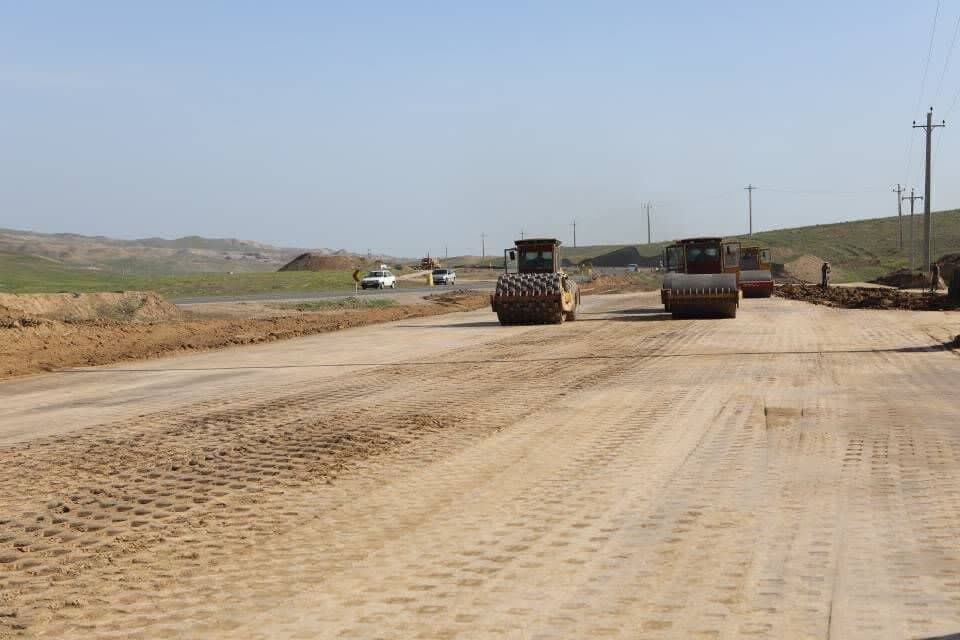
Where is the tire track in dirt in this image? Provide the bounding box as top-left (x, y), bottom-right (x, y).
top-left (4, 296), bottom-right (960, 638)
top-left (0, 311), bottom-right (686, 637)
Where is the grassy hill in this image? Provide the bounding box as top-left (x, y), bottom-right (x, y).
top-left (742, 209), bottom-right (960, 281)
top-left (6, 210), bottom-right (960, 295)
top-left (0, 228), bottom-right (311, 275)
top-left (541, 209), bottom-right (960, 283)
top-left (0, 253), bottom-right (361, 299)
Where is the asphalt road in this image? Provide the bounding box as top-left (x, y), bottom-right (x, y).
top-left (2, 292), bottom-right (960, 638)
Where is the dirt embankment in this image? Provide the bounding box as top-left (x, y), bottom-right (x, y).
top-left (0, 290), bottom-right (489, 379)
top-left (870, 269), bottom-right (930, 289)
top-left (775, 283), bottom-right (960, 311)
top-left (0, 291), bottom-right (181, 326)
top-left (780, 254), bottom-right (835, 283)
top-left (279, 253), bottom-right (366, 271)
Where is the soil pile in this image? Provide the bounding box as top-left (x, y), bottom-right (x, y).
top-left (279, 253), bottom-right (363, 271)
top-left (0, 291), bottom-right (181, 324)
top-left (870, 269), bottom-right (929, 289)
top-left (782, 254), bottom-right (833, 283)
top-left (775, 283), bottom-right (960, 311)
top-left (587, 246), bottom-right (660, 268)
top-left (0, 292), bottom-right (489, 379)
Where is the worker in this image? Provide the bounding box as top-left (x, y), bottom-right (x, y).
top-left (931, 263), bottom-right (941, 292)
top-left (821, 261), bottom-right (831, 288)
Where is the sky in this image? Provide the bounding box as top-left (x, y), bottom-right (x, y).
top-left (2, 1), bottom-right (960, 257)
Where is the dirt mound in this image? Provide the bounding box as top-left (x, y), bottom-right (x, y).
top-left (870, 268), bottom-right (929, 289)
top-left (782, 254), bottom-right (833, 283)
top-left (775, 283), bottom-right (960, 311)
top-left (586, 246), bottom-right (660, 268)
top-left (0, 291), bottom-right (181, 324)
top-left (0, 292), bottom-right (489, 379)
top-left (279, 253), bottom-right (362, 271)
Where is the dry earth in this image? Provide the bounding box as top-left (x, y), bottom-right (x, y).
top-left (1, 292), bottom-right (959, 638)
top-left (776, 283), bottom-right (960, 311)
top-left (0, 291), bottom-right (488, 379)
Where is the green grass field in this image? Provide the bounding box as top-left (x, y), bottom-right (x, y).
top-left (5, 210), bottom-right (960, 295)
top-left (0, 253), bottom-right (358, 298)
top-left (741, 209), bottom-right (960, 281)
top-left (553, 209), bottom-right (960, 283)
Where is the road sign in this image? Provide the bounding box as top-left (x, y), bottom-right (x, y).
top-left (352, 269), bottom-right (361, 283)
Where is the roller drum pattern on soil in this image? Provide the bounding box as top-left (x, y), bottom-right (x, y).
top-left (2, 295), bottom-right (960, 639)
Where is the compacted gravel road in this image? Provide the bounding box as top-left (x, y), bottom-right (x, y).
top-left (2, 292), bottom-right (959, 639)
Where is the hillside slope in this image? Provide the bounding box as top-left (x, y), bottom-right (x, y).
top-left (548, 209), bottom-right (960, 282)
top-left (0, 228), bottom-right (310, 275)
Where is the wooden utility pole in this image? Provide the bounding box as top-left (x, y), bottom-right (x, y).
top-left (571, 220), bottom-right (577, 247)
top-left (913, 109), bottom-right (946, 272)
top-left (892, 184), bottom-right (905, 249)
top-left (744, 184), bottom-right (756, 236)
top-left (481, 233), bottom-right (487, 258)
top-left (903, 189), bottom-right (923, 269)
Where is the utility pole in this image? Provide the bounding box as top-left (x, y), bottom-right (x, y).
top-left (642, 202), bottom-right (652, 244)
top-left (520, 229), bottom-right (525, 240)
top-left (903, 189), bottom-right (923, 269)
top-left (744, 184), bottom-right (756, 236)
top-left (913, 108), bottom-right (946, 272)
top-left (570, 220), bottom-right (577, 247)
top-left (481, 233), bottom-right (486, 259)
top-left (445, 246), bottom-right (448, 259)
top-left (892, 184), bottom-right (905, 249)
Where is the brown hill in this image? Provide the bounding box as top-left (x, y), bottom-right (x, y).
top-left (279, 253), bottom-right (365, 271)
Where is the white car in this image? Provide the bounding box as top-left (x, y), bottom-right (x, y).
top-left (431, 268), bottom-right (456, 285)
top-left (361, 270), bottom-right (397, 289)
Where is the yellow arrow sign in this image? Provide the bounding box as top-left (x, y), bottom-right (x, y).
top-left (352, 269), bottom-right (361, 283)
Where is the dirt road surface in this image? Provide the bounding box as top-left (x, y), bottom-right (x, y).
top-left (2, 293), bottom-right (960, 639)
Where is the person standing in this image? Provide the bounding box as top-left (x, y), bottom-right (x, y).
top-left (821, 261), bottom-right (831, 288)
top-left (930, 263), bottom-right (941, 292)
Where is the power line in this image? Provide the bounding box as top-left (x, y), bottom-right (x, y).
top-left (933, 11), bottom-right (960, 104)
top-left (756, 187), bottom-right (887, 196)
top-left (917, 0), bottom-right (942, 112)
top-left (906, 0), bottom-right (943, 185)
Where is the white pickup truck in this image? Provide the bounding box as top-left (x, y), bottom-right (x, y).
top-left (360, 270), bottom-right (397, 289)
top-left (431, 268), bottom-right (457, 285)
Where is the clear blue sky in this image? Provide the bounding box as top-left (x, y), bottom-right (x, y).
top-left (2, 1), bottom-right (959, 256)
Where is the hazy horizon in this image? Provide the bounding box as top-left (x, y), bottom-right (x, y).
top-left (3, 2), bottom-right (959, 257)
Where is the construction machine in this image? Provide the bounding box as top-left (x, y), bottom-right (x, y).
top-left (491, 238), bottom-right (580, 325)
top-left (420, 256), bottom-right (441, 270)
top-left (739, 246), bottom-right (774, 298)
top-left (661, 237), bottom-right (741, 318)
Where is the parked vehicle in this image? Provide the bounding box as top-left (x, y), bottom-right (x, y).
top-left (361, 270), bottom-right (397, 289)
top-left (431, 268), bottom-right (456, 285)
